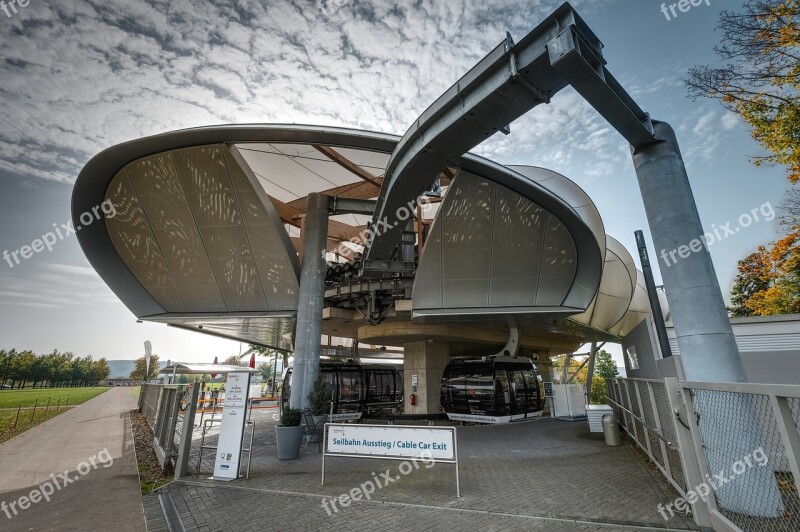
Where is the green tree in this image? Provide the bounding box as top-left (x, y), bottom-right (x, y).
top-left (257, 362), bottom-right (273, 382)
top-left (684, 0), bottom-right (800, 183)
top-left (244, 344), bottom-right (287, 372)
top-left (593, 349), bottom-right (619, 379)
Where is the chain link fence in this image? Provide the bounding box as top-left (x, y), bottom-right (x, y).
top-left (607, 378), bottom-right (686, 496)
top-left (684, 382), bottom-right (800, 532)
top-left (609, 377), bottom-right (800, 532)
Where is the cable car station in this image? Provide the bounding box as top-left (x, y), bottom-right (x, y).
top-left (72, 3), bottom-right (800, 531)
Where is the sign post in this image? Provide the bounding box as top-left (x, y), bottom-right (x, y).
top-left (322, 424), bottom-right (460, 496)
top-left (212, 371), bottom-right (251, 480)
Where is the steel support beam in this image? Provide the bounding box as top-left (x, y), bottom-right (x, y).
top-left (290, 193), bottom-right (329, 411)
top-left (635, 230), bottom-right (673, 359)
top-left (364, 4), bottom-right (599, 261)
top-left (328, 196), bottom-right (377, 215)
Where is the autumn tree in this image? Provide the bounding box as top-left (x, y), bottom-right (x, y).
top-left (684, 0), bottom-right (800, 183)
top-left (729, 246), bottom-right (773, 316)
top-left (130, 354), bottom-right (160, 381)
top-left (745, 227), bottom-right (800, 314)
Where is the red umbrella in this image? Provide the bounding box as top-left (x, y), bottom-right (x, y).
top-left (249, 352), bottom-right (256, 368)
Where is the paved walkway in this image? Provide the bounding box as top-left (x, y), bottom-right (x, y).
top-left (0, 387), bottom-right (145, 531)
top-left (147, 412), bottom-right (697, 531)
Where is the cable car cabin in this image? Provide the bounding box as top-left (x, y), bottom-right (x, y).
top-left (281, 362), bottom-right (403, 421)
top-left (440, 356), bottom-right (544, 424)
top-left (363, 364), bottom-right (404, 415)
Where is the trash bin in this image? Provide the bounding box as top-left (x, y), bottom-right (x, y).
top-left (602, 413), bottom-right (622, 446)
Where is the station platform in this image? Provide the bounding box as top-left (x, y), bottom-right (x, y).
top-left (145, 408), bottom-right (697, 531)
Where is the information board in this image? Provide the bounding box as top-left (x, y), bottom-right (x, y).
top-left (213, 372), bottom-right (250, 480)
top-left (543, 381), bottom-right (554, 398)
top-left (326, 424), bottom-right (455, 461)
top-left (322, 423), bottom-right (461, 496)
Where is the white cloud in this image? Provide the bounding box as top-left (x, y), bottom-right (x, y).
top-left (0, 0), bottom-right (618, 185)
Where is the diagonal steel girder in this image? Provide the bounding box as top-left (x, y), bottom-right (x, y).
top-left (363, 1), bottom-right (657, 264)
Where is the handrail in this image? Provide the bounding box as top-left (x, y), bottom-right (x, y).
top-left (605, 395), bottom-right (675, 450)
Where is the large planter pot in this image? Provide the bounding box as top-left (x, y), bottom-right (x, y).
top-left (275, 425), bottom-right (305, 460)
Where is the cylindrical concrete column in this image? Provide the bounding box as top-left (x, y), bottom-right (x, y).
top-left (631, 121), bottom-right (743, 383)
top-left (632, 122), bottom-right (782, 517)
top-left (290, 193), bottom-right (329, 411)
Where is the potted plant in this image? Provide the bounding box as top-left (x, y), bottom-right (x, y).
top-left (306, 375), bottom-right (332, 443)
top-left (275, 407), bottom-right (304, 460)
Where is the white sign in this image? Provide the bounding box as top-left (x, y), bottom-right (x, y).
top-left (326, 424), bottom-right (455, 461)
top-left (213, 372), bottom-right (250, 480)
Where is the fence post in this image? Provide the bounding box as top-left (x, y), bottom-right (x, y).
top-left (45, 397), bottom-right (51, 415)
top-left (29, 399), bottom-right (38, 422)
top-left (662, 378), bottom-right (712, 528)
top-left (13, 405), bottom-right (21, 429)
top-left (175, 384), bottom-right (200, 478)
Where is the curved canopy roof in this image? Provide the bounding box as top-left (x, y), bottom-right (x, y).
top-left (73, 125), bottom-right (653, 352)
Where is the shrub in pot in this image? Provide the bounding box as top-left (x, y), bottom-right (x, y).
top-left (306, 376), bottom-right (332, 443)
top-left (275, 407), bottom-right (304, 460)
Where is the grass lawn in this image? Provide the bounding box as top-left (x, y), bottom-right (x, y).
top-left (0, 408), bottom-right (65, 444)
top-left (0, 386), bottom-right (109, 408)
top-left (0, 387), bottom-right (110, 443)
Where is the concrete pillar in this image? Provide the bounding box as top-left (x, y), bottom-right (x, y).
top-left (585, 342), bottom-right (597, 404)
top-left (289, 193), bottom-right (328, 411)
top-left (403, 341), bottom-right (450, 415)
top-left (632, 121), bottom-right (783, 517)
top-left (631, 121), bottom-right (743, 383)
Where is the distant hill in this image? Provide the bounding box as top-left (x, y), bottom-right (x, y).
top-left (107, 359), bottom-right (168, 378)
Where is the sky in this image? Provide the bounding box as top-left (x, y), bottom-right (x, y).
top-left (0, 0), bottom-right (794, 366)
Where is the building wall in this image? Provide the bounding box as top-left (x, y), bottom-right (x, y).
top-left (622, 314), bottom-right (800, 384)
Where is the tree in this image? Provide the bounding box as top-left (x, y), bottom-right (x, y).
top-left (744, 227), bottom-right (800, 314)
top-left (684, 0), bottom-right (800, 183)
top-left (222, 355), bottom-right (243, 366)
top-left (780, 186), bottom-right (800, 226)
top-left (729, 247), bottom-right (773, 316)
top-left (130, 355), bottom-right (160, 381)
top-left (729, 226), bottom-right (800, 315)
top-left (593, 350), bottom-right (619, 379)
top-left (244, 344), bottom-right (287, 372)
top-left (257, 362), bottom-right (273, 382)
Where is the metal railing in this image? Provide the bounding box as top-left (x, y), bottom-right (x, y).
top-left (607, 378), bottom-right (686, 496)
top-left (608, 377), bottom-right (800, 532)
top-left (139, 384), bottom-right (190, 469)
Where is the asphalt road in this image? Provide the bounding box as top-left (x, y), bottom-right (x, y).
top-left (0, 387), bottom-right (145, 531)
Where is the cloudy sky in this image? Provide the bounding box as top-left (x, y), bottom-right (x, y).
top-left (0, 0), bottom-right (792, 365)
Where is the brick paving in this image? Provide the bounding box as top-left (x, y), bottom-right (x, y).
top-left (147, 409), bottom-right (698, 531)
